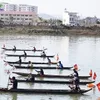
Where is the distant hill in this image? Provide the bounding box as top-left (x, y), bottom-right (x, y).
top-left (38, 13), bottom-right (62, 20)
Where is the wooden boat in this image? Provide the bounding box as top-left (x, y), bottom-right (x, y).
top-left (10, 64), bottom-right (73, 70)
top-left (2, 47), bottom-right (46, 52)
top-left (6, 54), bottom-right (54, 58)
top-left (4, 60), bottom-right (57, 65)
top-left (13, 72), bottom-right (91, 79)
top-left (0, 88), bottom-right (92, 94)
top-left (16, 79), bottom-right (95, 85)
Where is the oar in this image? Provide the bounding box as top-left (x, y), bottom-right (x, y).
top-left (7, 74), bottom-right (11, 89)
top-left (35, 69), bottom-right (40, 74)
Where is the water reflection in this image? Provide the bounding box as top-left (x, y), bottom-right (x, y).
top-left (68, 94), bottom-right (93, 100)
top-left (11, 93), bottom-right (17, 100)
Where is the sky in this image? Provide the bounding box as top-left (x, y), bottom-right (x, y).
top-left (0, 0), bottom-right (100, 18)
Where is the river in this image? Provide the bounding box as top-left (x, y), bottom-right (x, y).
top-left (0, 35), bottom-right (100, 100)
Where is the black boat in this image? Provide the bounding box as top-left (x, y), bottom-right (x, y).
top-left (6, 54), bottom-right (54, 58)
top-left (2, 47), bottom-right (46, 52)
top-left (13, 72), bottom-right (91, 79)
top-left (16, 79), bottom-right (95, 85)
top-left (4, 60), bottom-right (57, 65)
top-left (10, 64), bottom-right (73, 70)
top-left (0, 88), bottom-right (92, 94)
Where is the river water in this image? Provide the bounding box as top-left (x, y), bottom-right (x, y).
top-left (0, 35), bottom-right (100, 100)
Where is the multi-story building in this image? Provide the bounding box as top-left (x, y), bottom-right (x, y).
top-left (0, 2), bottom-right (38, 25)
top-left (18, 4), bottom-right (37, 13)
top-left (62, 9), bottom-right (78, 26)
top-left (0, 11), bottom-right (38, 25)
top-left (1, 2), bottom-right (18, 11)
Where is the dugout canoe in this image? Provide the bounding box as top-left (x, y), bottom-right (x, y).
top-left (2, 47), bottom-right (46, 52)
top-left (4, 60), bottom-right (57, 65)
top-left (0, 88), bottom-right (92, 94)
top-left (13, 72), bottom-right (91, 79)
top-left (10, 64), bottom-right (73, 70)
top-left (16, 79), bottom-right (95, 85)
top-left (6, 54), bottom-right (54, 58)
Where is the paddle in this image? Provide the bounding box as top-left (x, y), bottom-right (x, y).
top-left (35, 69), bottom-right (40, 74)
top-left (7, 74), bottom-right (11, 89)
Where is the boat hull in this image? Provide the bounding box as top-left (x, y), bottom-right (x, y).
top-left (2, 48), bottom-right (43, 52)
top-left (17, 79), bottom-right (95, 85)
top-left (0, 88), bottom-right (92, 94)
top-left (13, 72), bottom-right (91, 79)
top-left (4, 60), bottom-right (57, 65)
top-left (10, 64), bottom-right (72, 70)
top-left (6, 54), bottom-right (54, 58)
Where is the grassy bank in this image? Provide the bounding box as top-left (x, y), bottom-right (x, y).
top-left (0, 25), bottom-right (100, 36)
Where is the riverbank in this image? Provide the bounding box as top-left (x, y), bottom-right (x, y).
top-left (0, 25), bottom-right (100, 36)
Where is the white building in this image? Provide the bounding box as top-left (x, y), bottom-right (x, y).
top-left (0, 2), bottom-right (38, 25)
top-left (1, 2), bottom-right (18, 11)
top-left (62, 9), bottom-right (78, 26)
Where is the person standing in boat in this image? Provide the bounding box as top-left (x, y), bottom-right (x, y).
top-left (69, 69), bottom-right (80, 91)
top-left (73, 68), bottom-right (79, 78)
top-left (9, 76), bottom-right (18, 89)
top-left (57, 61), bottom-right (63, 69)
top-left (73, 73), bottom-right (80, 91)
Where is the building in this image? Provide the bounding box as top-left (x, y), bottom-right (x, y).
top-left (0, 2), bottom-right (38, 25)
top-left (18, 4), bottom-right (37, 13)
top-left (62, 9), bottom-right (78, 26)
top-left (0, 11), bottom-right (38, 25)
top-left (78, 17), bottom-right (98, 27)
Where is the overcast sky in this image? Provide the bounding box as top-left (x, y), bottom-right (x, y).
top-left (0, 0), bottom-right (100, 18)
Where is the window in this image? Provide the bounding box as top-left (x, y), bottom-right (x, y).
top-left (25, 18), bottom-right (28, 20)
top-left (17, 18), bottom-right (20, 20)
top-left (1, 14), bottom-right (4, 16)
top-left (21, 15), bottom-right (24, 16)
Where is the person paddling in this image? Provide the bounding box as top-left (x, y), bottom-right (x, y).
top-left (41, 51), bottom-right (46, 57)
top-left (18, 56), bottom-right (22, 65)
top-left (36, 68), bottom-right (44, 76)
top-left (33, 47), bottom-right (36, 51)
top-left (28, 61), bottom-right (33, 67)
top-left (27, 73), bottom-right (35, 82)
top-left (47, 57), bottom-right (51, 64)
top-left (9, 76), bottom-right (18, 89)
top-left (69, 69), bottom-right (80, 91)
top-left (57, 61), bottom-right (63, 69)
top-left (23, 50), bottom-right (27, 58)
top-left (13, 46), bottom-right (16, 52)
